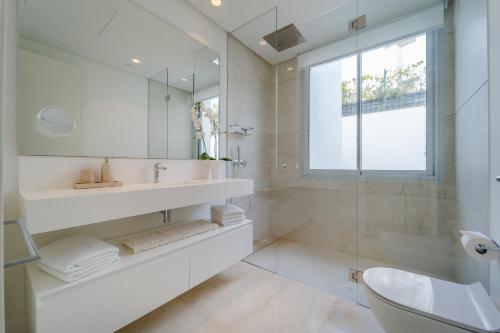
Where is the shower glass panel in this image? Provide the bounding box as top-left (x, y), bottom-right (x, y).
top-left (228, 7), bottom-right (279, 273)
top-left (353, 25), bottom-right (459, 306)
top-left (238, 1), bottom-right (360, 302)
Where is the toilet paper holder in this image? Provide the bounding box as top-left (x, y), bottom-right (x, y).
top-left (475, 241), bottom-right (500, 255)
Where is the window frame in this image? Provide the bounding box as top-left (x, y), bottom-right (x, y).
top-left (302, 31), bottom-right (436, 178)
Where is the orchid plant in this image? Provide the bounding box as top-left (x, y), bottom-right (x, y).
top-left (191, 101), bottom-right (219, 160)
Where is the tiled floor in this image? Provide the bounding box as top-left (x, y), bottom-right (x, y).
top-left (118, 262), bottom-right (384, 333)
top-left (244, 238), bottom-right (392, 304)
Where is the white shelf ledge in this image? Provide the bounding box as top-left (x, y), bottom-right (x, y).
top-left (26, 220), bottom-right (252, 299)
top-left (20, 178), bottom-right (254, 234)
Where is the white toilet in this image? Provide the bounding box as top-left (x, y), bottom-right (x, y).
top-left (363, 267), bottom-right (500, 333)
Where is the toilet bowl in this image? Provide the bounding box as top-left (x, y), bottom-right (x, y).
top-left (363, 267), bottom-right (500, 333)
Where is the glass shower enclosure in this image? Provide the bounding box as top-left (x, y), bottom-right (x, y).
top-left (230, 0), bottom-right (490, 307)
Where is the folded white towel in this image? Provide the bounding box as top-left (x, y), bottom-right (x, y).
top-left (211, 211), bottom-right (245, 220)
top-left (39, 252), bottom-right (119, 276)
top-left (38, 257), bottom-right (120, 282)
top-left (212, 215), bottom-right (245, 226)
top-left (38, 235), bottom-right (119, 274)
top-left (215, 220), bottom-right (245, 227)
top-left (211, 204), bottom-right (244, 216)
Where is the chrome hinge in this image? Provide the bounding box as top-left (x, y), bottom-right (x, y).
top-left (349, 268), bottom-right (364, 284)
top-left (165, 94), bottom-right (171, 102)
top-left (348, 15), bottom-right (367, 33)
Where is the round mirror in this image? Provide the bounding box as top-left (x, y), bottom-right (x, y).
top-left (33, 107), bottom-right (77, 138)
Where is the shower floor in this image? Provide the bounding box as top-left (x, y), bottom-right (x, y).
top-left (244, 238), bottom-right (393, 305)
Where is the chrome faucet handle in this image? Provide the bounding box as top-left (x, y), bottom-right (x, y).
top-left (154, 162), bottom-right (167, 170)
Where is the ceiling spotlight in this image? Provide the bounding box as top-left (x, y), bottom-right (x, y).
top-left (212, 58), bottom-right (220, 66)
top-left (211, 0), bottom-right (222, 7)
top-left (259, 40), bottom-right (267, 46)
top-left (181, 78), bottom-right (188, 82)
top-left (131, 58), bottom-right (141, 64)
top-left (286, 67), bottom-right (294, 71)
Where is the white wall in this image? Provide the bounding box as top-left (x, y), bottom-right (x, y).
top-left (488, 0), bottom-right (500, 299)
top-left (0, 0), bottom-right (6, 330)
top-left (3, 0), bottom-right (18, 331)
top-left (454, 0), bottom-right (490, 287)
top-left (0, 0), bottom-right (12, 333)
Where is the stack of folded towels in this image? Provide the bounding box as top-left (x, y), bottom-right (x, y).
top-left (211, 204), bottom-right (245, 226)
top-left (36, 234), bottom-right (120, 283)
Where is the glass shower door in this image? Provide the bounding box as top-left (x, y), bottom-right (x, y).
top-left (354, 30), bottom-right (456, 306)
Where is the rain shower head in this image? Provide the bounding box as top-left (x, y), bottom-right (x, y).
top-left (262, 23), bottom-right (305, 52)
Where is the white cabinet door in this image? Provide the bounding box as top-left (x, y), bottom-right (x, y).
top-left (189, 225), bottom-right (253, 287)
top-left (36, 250), bottom-right (189, 333)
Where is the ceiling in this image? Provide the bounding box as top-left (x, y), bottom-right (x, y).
top-left (187, 0), bottom-right (443, 65)
top-left (18, 0), bottom-right (219, 92)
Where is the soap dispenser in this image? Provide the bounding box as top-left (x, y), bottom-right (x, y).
top-left (101, 157), bottom-right (113, 183)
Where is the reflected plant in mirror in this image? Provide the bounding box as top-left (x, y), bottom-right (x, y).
top-left (191, 101), bottom-right (219, 160)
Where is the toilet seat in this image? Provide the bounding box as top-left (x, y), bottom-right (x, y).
top-left (363, 267), bottom-right (500, 333)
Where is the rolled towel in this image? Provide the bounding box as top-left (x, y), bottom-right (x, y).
top-left (37, 234), bottom-right (119, 274)
top-left (210, 204), bottom-right (244, 216)
top-left (123, 220), bottom-right (219, 254)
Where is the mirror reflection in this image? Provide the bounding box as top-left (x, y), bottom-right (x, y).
top-left (34, 107), bottom-right (77, 138)
top-left (17, 0), bottom-right (220, 159)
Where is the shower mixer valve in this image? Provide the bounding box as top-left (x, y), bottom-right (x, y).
top-left (232, 146), bottom-right (247, 168)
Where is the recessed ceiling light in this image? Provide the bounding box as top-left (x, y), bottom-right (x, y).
top-left (211, 0), bottom-right (221, 7)
top-left (212, 58), bottom-right (219, 66)
top-left (286, 67), bottom-right (294, 71)
top-left (131, 58), bottom-right (141, 64)
top-left (259, 40), bottom-right (267, 46)
top-left (181, 78), bottom-right (188, 82)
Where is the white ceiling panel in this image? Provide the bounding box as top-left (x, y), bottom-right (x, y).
top-left (187, 0), bottom-right (277, 32)
top-left (187, 0), bottom-right (443, 65)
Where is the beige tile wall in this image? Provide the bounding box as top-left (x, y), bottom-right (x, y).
top-left (453, 0), bottom-right (490, 288)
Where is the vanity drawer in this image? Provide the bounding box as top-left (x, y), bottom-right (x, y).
top-left (32, 249), bottom-right (189, 333)
top-left (189, 224), bottom-right (253, 287)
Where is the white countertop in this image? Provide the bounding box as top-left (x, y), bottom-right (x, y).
top-left (21, 178), bottom-right (254, 234)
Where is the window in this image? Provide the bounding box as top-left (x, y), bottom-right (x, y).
top-left (306, 33), bottom-right (434, 175)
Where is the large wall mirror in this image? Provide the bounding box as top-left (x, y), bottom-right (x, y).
top-left (17, 0), bottom-right (220, 159)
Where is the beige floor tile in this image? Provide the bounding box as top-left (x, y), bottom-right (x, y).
top-left (118, 262), bottom-right (384, 333)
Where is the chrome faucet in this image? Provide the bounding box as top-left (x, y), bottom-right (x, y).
top-left (154, 163), bottom-right (167, 183)
top-left (232, 146), bottom-right (247, 168)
